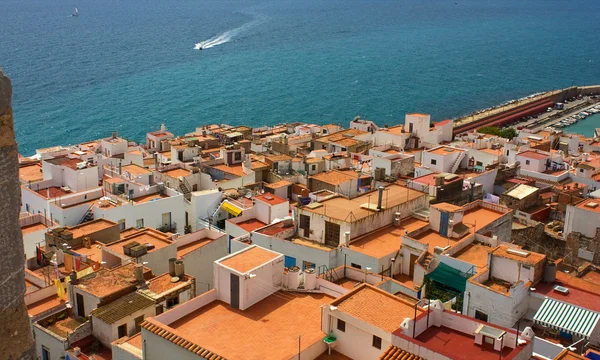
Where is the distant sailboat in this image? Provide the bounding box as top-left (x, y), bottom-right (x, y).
top-left (72, 7), bottom-right (79, 17)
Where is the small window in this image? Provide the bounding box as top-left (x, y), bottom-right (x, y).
top-left (337, 319), bottom-right (346, 332)
top-left (311, 165), bottom-right (316, 171)
top-left (167, 296), bottom-right (180, 308)
top-left (118, 218), bottom-right (126, 231)
top-left (506, 150), bottom-right (509, 156)
top-left (372, 335), bottom-right (382, 349)
top-left (350, 263), bottom-right (362, 269)
top-left (234, 152), bottom-right (242, 161)
top-left (431, 159), bottom-right (437, 165)
top-left (525, 160), bottom-right (530, 165)
top-left (136, 218), bottom-right (144, 228)
top-left (580, 168), bottom-right (584, 173)
top-left (476, 161), bottom-right (483, 166)
top-left (475, 310), bottom-right (488, 322)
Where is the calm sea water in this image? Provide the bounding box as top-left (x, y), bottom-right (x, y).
top-left (1, 0), bottom-right (600, 154)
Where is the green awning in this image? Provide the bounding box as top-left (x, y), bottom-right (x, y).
top-left (533, 298), bottom-right (600, 340)
top-left (424, 262), bottom-right (470, 292)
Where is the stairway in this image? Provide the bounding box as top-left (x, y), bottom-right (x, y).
top-left (420, 252), bottom-right (434, 269)
top-left (450, 151), bottom-right (466, 174)
top-left (78, 204), bottom-right (95, 224)
top-left (179, 178), bottom-right (192, 201)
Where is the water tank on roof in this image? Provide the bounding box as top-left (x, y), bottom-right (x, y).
top-left (288, 266), bottom-right (301, 289)
top-left (544, 262), bottom-right (557, 283)
top-left (304, 268), bottom-right (317, 290)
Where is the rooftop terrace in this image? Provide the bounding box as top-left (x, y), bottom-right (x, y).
top-left (148, 292), bottom-right (332, 360)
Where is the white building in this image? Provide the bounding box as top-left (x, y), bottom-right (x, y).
top-left (421, 146), bottom-right (467, 174)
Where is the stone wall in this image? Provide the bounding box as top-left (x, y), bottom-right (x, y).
top-left (512, 221), bottom-right (564, 261)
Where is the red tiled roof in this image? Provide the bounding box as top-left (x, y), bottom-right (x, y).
top-left (517, 151), bottom-right (549, 160)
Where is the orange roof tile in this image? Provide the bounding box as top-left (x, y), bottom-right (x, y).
top-left (490, 245), bottom-right (546, 266)
top-left (332, 284), bottom-right (421, 332)
top-left (219, 246), bottom-right (280, 273)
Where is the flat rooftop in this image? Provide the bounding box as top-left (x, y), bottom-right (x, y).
top-left (576, 198), bottom-right (600, 214)
top-left (154, 292), bottom-right (332, 360)
top-left (255, 221), bottom-right (295, 237)
top-left (106, 228), bottom-right (172, 256)
top-left (147, 273), bottom-right (193, 295)
top-left (133, 193), bottom-right (171, 204)
top-left (349, 219), bottom-right (428, 258)
top-left (255, 193), bottom-right (287, 206)
top-left (42, 313), bottom-right (86, 337)
top-left (177, 238), bottom-right (213, 258)
top-left (411, 325), bottom-right (523, 360)
top-left (453, 243), bottom-right (490, 269)
top-left (121, 164), bottom-right (152, 176)
top-left (427, 146), bottom-right (465, 156)
top-left (462, 205), bottom-right (509, 231)
top-left (412, 228), bottom-right (472, 253)
top-left (219, 246), bottom-right (280, 274)
top-left (75, 263), bottom-right (150, 299)
top-left (163, 168), bottom-right (191, 178)
top-left (69, 219), bottom-right (118, 239)
top-left (21, 222), bottom-right (49, 235)
top-left (27, 295), bottom-right (66, 318)
top-left (333, 284), bottom-right (422, 332)
top-left (301, 184), bottom-right (425, 222)
top-left (490, 245), bottom-right (546, 266)
top-left (19, 163), bottom-right (43, 183)
top-left (230, 218), bottom-right (267, 233)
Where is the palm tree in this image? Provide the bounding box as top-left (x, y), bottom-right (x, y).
top-left (0, 68), bottom-right (35, 359)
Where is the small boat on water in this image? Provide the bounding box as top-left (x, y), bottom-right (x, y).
top-left (72, 7), bottom-right (78, 17)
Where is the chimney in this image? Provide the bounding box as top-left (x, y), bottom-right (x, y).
top-left (377, 186), bottom-right (384, 210)
top-left (70, 270), bottom-right (78, 285)
top-left (135, 264), bottom-right (144, 283)
top-left (174, 260), bottom-right (184, 278)
top-left (342, 232), bottom-right (350, 247)
top-left (160, 124), bottom-right (166, 132)
top-left (168, 258), bottom-right (177, 276)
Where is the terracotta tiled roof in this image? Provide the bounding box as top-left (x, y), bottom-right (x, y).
top-left (379, 345), bottom-right (423, 360)
top-left (332, 284), bottom-right (422, 332)
top-left (91, 292), bottom-right (155, 324)
top-left (141, 319), bottom-right (225, 360)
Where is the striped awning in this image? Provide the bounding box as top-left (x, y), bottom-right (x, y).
top-left (533, 298), bottom-right (600, 339)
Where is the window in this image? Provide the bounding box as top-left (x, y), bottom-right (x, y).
top-left (525, 160), bottom-right (530, 165)
top-left (431, 159), bottom-right (437, 165)
top-left (42, 346), bottom-right (50, 360)
top-left (167, 296), bottom-right (180, 308)
top-left (350, 263), bottom-right (362, 269)
top-left (476, 161), bottom-right (483, 166)
top-left (118, 219), bottom-right (126, 231)
top-left (117, 324), bottom-right (128, 339)
top-left (506, 150), bottom-right (509, 156)
top-left (234, 152), bottom-right (242, 161)
top-left (372, 335), bottom-right (382, 349)
top-left (136, 218), bottom-right (144, 228)
top-left (580, 168), bottom-right (584, 173)
top-left (475, 310), bottom-right (488, 322)
top-left (337, 319), bottom-right (346, 332)
top-left (134, 315), bottom-right (145, 332)
top-left (311, 165), bottom-right (316, 171)
top-left (324, 221), bottom-right (341, 247)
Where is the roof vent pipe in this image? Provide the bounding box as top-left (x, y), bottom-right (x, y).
top-left (168, 258), bottom-right (177, 276)
top-left (377, 186), bottom-right (384, 210)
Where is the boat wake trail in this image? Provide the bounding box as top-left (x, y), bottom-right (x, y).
top-left (194, 13), bottom-right (266, 50)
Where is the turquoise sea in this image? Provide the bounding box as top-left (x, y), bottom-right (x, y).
top-left (1, 0), bottom-right (600, 154)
